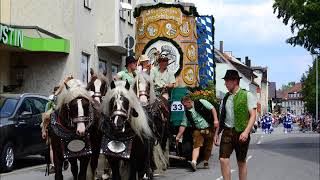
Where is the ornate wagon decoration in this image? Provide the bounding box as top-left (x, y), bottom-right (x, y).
top-left (134, 3), bottom-right (200, 87)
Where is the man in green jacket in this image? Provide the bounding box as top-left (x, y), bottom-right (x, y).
top-left (176, 96), bottom-right (219, 171)
top-left (215, 70), bottom-right (257, 180)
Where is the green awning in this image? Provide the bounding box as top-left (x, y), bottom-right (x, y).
top-left (0, 23), bottom-right (70, 53)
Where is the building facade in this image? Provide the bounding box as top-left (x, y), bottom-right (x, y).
top-left (280, 83), bottom-right (305, 115)
top-left (0, 0), bottom-right (136, 95)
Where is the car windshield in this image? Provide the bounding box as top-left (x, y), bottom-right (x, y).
top-left (0, 97), bottom-right (18, 118)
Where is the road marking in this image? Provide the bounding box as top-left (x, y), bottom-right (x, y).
top-left (246, 155), bottom-right (253, 162)
top-left (257, 135), bottom-right (263, 144)
top-left (215, 169), bottom-right (236, 180)
top-left (1, 164), bottom-right (46, 177)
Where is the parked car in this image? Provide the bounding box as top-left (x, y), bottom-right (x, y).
top-left (0, 93), bottom-right (48, 172)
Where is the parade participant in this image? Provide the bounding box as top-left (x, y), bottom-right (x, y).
top-left (42, 76), bottom-right (73, 173)
top-left (150, 56), bottom-right (176, 99)
top-left (284, 112), bottom-right (293, 133)
top-left (137, 54), bottom-right (151, 74)
top-left (114, 56), bottom-right (137, 85)
top-left (265, 113), bottom-right (273, 134)
top-left (261, 115), bottom-right (267, 134)
top-left (175, 96), bottom-right (219, 171)
top-left (216, 70), bottom-right (257, 180)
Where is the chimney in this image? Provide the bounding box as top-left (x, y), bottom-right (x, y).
top-left (245, 56), bottom-right (251, 67)
top-left (219, 41), bottom-right (224, 53)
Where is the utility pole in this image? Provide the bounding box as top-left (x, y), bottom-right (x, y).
top-left (316, 54), bottom-right (319, 125)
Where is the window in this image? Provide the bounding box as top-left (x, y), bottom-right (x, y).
top-left (0, 98), bottom-right (18, 118)
top-left (19, 99), bottom-right (33, 115)
top-left (111, 64), bottom-right (119, 78)
top-left (99, 59), bottom-right (107, 75)
top-left (81, 53), bottom-right (90, 83)
top-left (31, 98), bottom-right (47, 114)
top-left (84, 0), bottom-right (92, 10)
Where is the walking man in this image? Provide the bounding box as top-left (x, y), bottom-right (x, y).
top-left (215, 70), bottom-right (257, 180)
top-left (176, 96), bottom-right (219, 171)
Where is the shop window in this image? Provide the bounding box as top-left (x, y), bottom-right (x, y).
top-left (81, 52), bottom-right (90, 83)
top-left (84, 0), bottom-right (92, 10)
top-left (99, 59), bottom-right (107, 75)
top-left (111, 64), bottom-right (119, 79)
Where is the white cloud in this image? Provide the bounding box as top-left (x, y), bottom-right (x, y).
top-left (194, 0), bottom-right (292, 43)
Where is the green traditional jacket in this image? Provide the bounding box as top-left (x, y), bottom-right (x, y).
top-left (220, 89), bottom-right (249, 133)
top-left (233, 89), bottom-right (249, 132)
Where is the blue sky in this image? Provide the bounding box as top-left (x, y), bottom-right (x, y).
top-left (193, 0), bottom-right (313, 88)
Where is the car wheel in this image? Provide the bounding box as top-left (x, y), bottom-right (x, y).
top-left (0, 142), bottom-right (15, 172)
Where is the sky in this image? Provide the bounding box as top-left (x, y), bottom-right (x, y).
top-left (192, 0), bottom-right (314, 88)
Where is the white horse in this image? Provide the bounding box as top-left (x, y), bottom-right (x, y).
top-left (101, 80), bottom-right (167, 180)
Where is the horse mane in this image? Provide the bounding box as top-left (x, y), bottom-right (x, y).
top-left (56, 86), bottom-right (93, 110)
top-left (132, 72), bottom-right (156, 104)
top-left (102, 81), bottom-right (153, 139)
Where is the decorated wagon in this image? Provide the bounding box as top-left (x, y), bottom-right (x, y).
top-left (133, 2), bottom-right (217, 163)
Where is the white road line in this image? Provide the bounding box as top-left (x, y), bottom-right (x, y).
top-left (246, 155), bottom-right (253, 162)
top-left (216, 169), bottom-right (236, 180)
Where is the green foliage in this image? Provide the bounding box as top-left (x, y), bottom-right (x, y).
top-left (273, 0), bottom-right (320, 54)
top-left (301, 57), bottom-right (320, 116)
top-left (188, 80), bottom-right (220, 110)
top-left (281, 81), bottom-right (296, 91)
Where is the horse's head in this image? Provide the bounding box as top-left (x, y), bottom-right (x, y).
top-left (133, 73), bottom-right (156, 106)
top-left (102, 80), bottom-right (153, 139)
top-left (87, 68), bottom-right (108, 103)
top-left (57, 83), bottom-right (94, 137)
top-left (108, 81), bottom-right (135, 133)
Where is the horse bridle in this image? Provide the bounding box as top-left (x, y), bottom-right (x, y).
top-left (110, 97), bottom-right (132, 123)
top-left (66, 99), bottom-right (94, 130)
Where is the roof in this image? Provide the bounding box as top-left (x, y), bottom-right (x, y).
top-left (214, 48), bottom-right (228, 63)
top-left (0, 93), bottom-right (47, 100)
top-left (280, 83), bottom-right (302, 99)
top-left (252, 66), bottom-right (268, 83)
top-left (229, 60), bottom-right (257, 80)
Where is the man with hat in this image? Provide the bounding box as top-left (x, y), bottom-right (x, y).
top-left (150, 56), bottom-right (176, 99)
top-left (114, 56), bottom-right (137, 85)
top-left (137, 54), bottom-right (151, 74)
top-left (215, 69), bottom-right (257, 180)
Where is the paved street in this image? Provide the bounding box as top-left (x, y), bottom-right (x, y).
top-left (1, 127), bottom-right (319, 180)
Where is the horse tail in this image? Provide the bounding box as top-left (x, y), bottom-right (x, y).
top-left (153, 143), bottom-right (168, 172)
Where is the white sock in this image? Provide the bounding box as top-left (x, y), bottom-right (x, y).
top-left (192, 160), bottom-right (196, 164)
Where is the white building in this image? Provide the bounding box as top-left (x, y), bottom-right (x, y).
top-left (0, 0), bottom-right (136, 95)
top-left (281, 83), bottom-right (305, 115)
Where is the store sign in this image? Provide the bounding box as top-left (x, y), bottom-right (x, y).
top-left (0, 24), bottom-right (24, 48)
top-left (142, 7), bottom-right (182, 25)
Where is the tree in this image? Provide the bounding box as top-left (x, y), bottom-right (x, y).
top-left (273, 0), bottom-right (320, 54)
top-left (301, 57), bottom-right (320, 116)
top-left (281, 81), bottom-right (296, 91)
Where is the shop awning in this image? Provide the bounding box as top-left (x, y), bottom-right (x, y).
top-left (96, 43), bottom-right (127, 55)
top-left (0, 23), bottom-right (69, 53)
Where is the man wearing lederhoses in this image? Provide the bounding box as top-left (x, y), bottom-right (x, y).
top-left (215, 70), bottom-right (257, 180)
